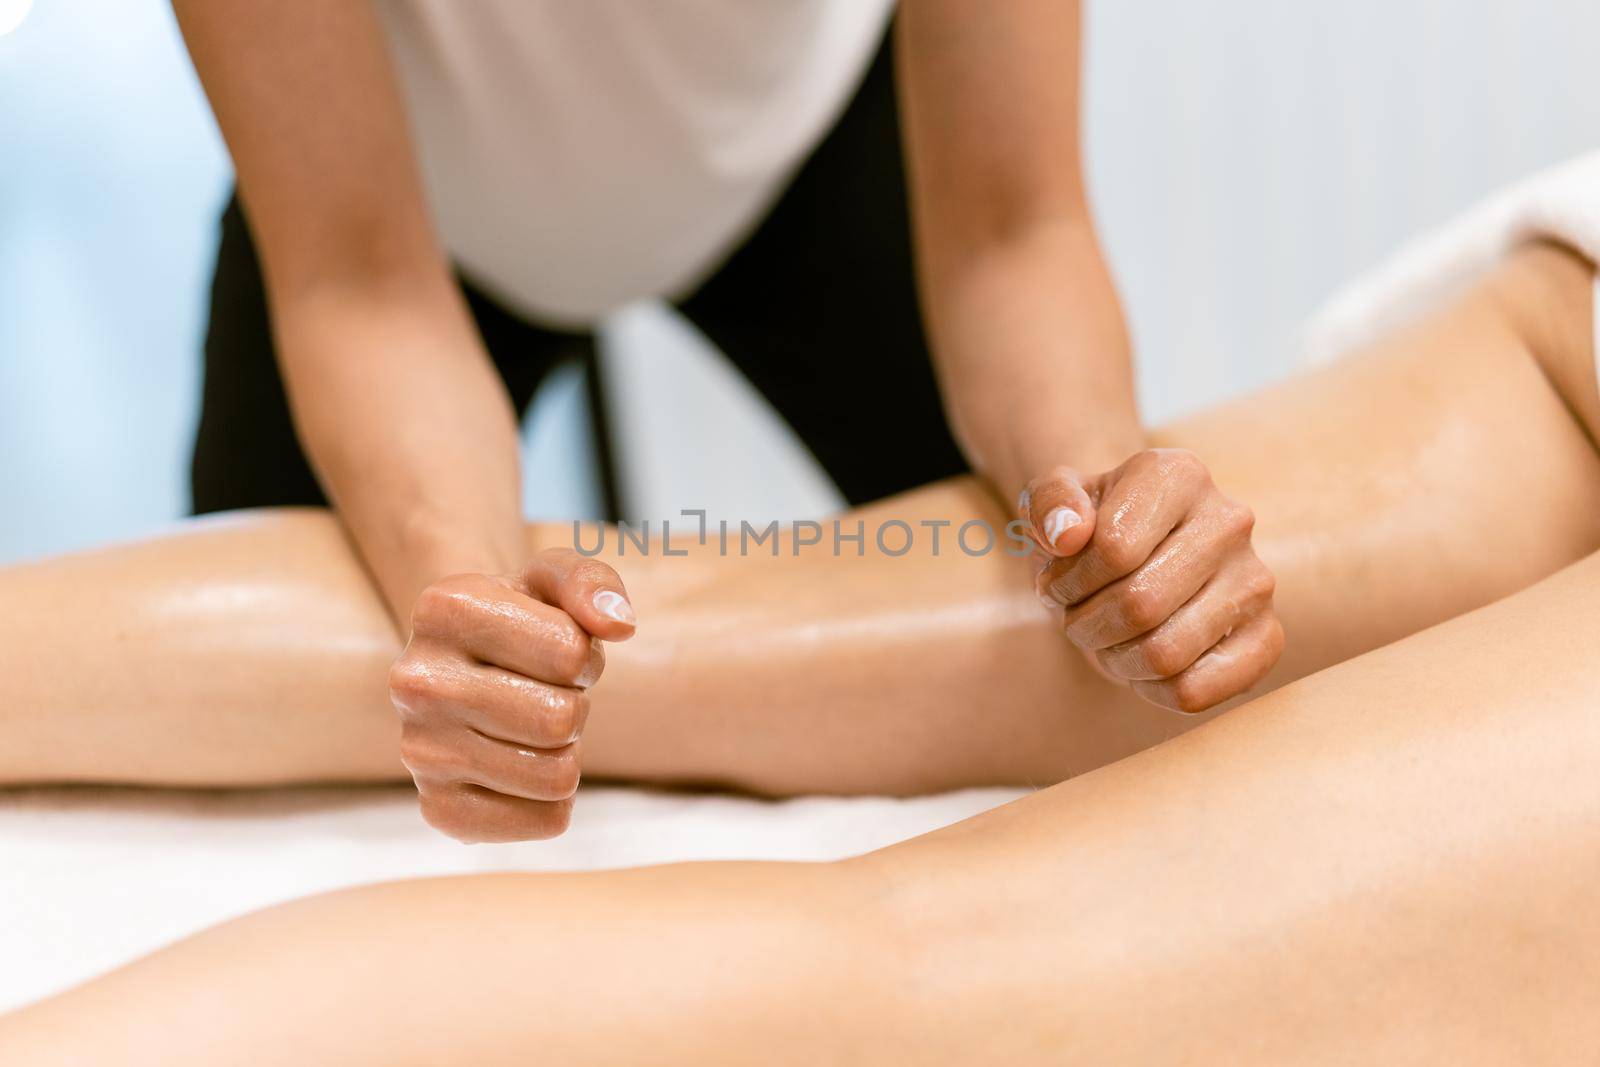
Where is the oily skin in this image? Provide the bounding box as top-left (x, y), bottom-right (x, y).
top-left (0, 248), bottom-right (1596, 841)
top-left (4, 519), bottom-right (1599, 1065)
top-left (175, 0), bottom-right (1222, 801)
top-left (872, 549), bottom-right (1600, 1064)
top-left (1022, 449), bottom-right (1282, 711)
top-left (390, 553), bottom-right (635, 842)
top-left (390, 246), bottom-right (1599, 839)
top-left (398, 439), bottom-right (1284, 830)
top-left (393, 434), bottom-right (1283, 838)
top-left (4, 245), bottom-right (1581, 1064)
top-left (2, 252), bottom-right (1598, 1061)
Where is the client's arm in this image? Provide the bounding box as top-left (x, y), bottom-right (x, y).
top-left (2, 246), bottom-right (1597, 798)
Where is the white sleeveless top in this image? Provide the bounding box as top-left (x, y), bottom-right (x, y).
top-left (373, 0), bottom-right (895, 327)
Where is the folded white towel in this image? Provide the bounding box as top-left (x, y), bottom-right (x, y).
top-left (1303, 150), bottom-right (1600, 364)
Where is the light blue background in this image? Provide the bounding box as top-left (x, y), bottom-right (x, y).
top-left (0, 0), bottom-right (598, 565)
top-left (5, 0), bottom-right (1599, 564)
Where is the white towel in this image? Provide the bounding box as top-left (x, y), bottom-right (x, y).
top-left (1303, 149), bottom-right (1600, 364)
top-left (0, 784), bottom-right (1022, 1011)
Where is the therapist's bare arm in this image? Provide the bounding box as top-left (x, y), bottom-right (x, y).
top-left (898, 0), bottom-right (1137, 491)
top-left (172, 2), bottom-right (629, 837)
top-left (898, 1), bottom-right (1280, 709)
top-left (171, 0), bottom-right (523, 620)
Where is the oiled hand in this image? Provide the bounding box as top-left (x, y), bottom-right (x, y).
top-left (1021, 449), bottom-right (1282, 713)
top-left (389, 549), bottom-right (636, 842)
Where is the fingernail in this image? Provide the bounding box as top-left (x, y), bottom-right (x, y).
top-left (593, 590), bottom-right (636, 625)
top-left (1017, 487), bottom-right (1032, 516)
top-left (1043, 507), bottom-right (1082, 548)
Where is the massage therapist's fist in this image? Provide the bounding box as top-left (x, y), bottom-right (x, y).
top-left (1020, 449), bottom-right (1282, 713)
top-left (388, 548), bottom-right (637, 843)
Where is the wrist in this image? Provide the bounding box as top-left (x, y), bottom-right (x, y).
top-left (985, 425), bottom-right (1145, 504)
top-left (376, 509), bottom-right (524, 626)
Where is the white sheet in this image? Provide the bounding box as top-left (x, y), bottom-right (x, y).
top-left (0, 782), bottom-right (1022, 1010)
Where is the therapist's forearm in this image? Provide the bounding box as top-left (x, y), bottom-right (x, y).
top-left (172, 0), bottom-right (527, 629)
top-left (895, 1), bottom-right (1139, 496)
top-left (273, 277), bottom-right (527, 626)
top-left (926, 216), bottom-right (1141, 498)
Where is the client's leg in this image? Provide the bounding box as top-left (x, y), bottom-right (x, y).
top-left (0, 511), bottom-right (408, 785)
top-left (6, 541), bottom-right (1598, 1064)
top-left (1158, 241), bottom-right (1600, 680)
top-left (2, 247), bottom-right (1597, 794)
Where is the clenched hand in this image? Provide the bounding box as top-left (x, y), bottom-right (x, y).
top-left (1021, 449), bottom-right (1283, 713)
top-left (389, 549), bottom-right (636, 842)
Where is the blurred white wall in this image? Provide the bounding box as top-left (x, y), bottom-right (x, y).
top-left (613, 0), bottom-right (1600, 521)
top-left (4, 0), bottom-right (1599, 562)
top-left (1, 0), bottom-right (224, 561)
top-left (1087, 1), bottom-right (1600, 421)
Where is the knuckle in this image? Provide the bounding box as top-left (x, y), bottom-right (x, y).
top-left (539, 747), bottom-right (583, 799)
top-left (409, 584), bottom-right (450, 629)
top-left (1117, 582), bottom-right (1165, 631)
top-left (536, 548), bottom-right (621, 593)
top-left (1094, 645), bottom-right (1124, 676)
top-left (568, 558), bottom-right (620, 591)
top-left (388, 657), bottom-right (441, 711)
top-left (542, 690), bottom-right (589, 745)
top-left (534, 546), bottom-right (581, 571)
top-left (1171, 674), bottom-right (1212, 714)
top-left (543, 763), bottom-right (581, 801)
top-left (1095, 526), bottom-right (1142, 574)
top-left (1245, 563), bottom-right (1277, 603)
top-left (1043, 463), bottom-right (1077, 484)
top-left (1146, 447), bottom-right (1208, 486)
top-left (1048, 579), bottom-right (1081, 611)
top-left (409, 577), bottom-right (472, 633)
top-left (1221, 499), bottom-right (1256, 538)
top-left (418, 795), bottom-right (472, 842)
top-left (1124, 448), bottom-right (1161, 474)
top-left (1169, 448), bottom-right (1209, 479)
top-left (1043, 560), bottom-right (1082, 605)
top-left (397, 736), bottom-right (426, 776)
top-left (547, 627), bottom-right (599, 686)
top-left (397, 730), bottom-right (454, 779)
top-left (1140, 632), bottom-right (1186, 677)
top-left (1261, 614), bottom-right (1287, 660)
top-left (526, 797), bottom-right (575, 840)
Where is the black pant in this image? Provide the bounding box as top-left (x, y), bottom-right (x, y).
top-left (191, 29), bottom-right (967, 518)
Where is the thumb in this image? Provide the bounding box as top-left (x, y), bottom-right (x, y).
top-left (521, 548), bottom-right (638, 642)
top-left (1019, 466), bottom-right (1097, 557)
